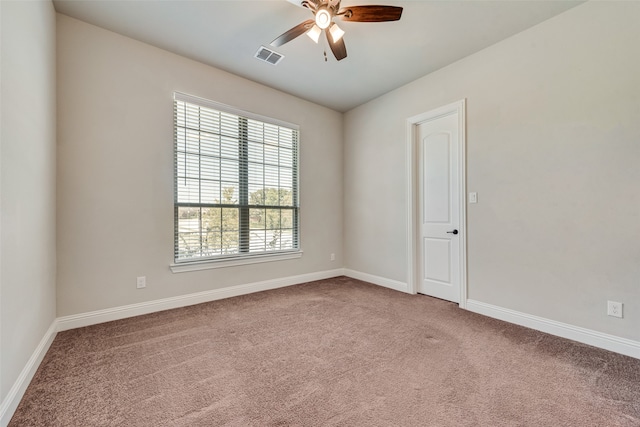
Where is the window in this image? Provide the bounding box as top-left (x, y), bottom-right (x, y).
top-left (173, 92), bottom-right (299, 266)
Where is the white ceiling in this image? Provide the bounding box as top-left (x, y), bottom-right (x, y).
top-left (53, 0), bottom-right (582, 112)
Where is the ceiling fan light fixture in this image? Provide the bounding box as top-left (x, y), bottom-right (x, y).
top-left (329, 23), bottom-right (344, 43)
top-left (306, 24), bottom-right (322, 43)
top-left (315, 8), bottom-right (332, 30)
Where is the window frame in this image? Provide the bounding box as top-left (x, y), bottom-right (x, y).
top-left (170, 92), bottom-right (302, 272)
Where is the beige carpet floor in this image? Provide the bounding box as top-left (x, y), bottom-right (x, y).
top-left (9, 277), bottom-right (640, 426)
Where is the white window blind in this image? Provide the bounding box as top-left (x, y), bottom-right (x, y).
top-left (174, 92), bottom-right (299, 263)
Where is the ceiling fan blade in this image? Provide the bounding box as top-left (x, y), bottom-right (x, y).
top-left (271, 19), bottom-right (315, 47)
top-left (326, 29), bottom-right (347, 61)
top-left (339, 5), bottom-right (403, 22)
top-left (285, 0), bottom-right (318, 8)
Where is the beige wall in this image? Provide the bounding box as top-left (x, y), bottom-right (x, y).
top-left (56, 15), bottom-right (343, 316)
top-left (0, 0), bottom-right (57, 401)
top-left (344, 2), bottom-right (640, 341)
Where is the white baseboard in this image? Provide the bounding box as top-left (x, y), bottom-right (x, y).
top-left (466, 299), bottom-right (640, 360)
top-left (0, 321), bottom-right (57, 427)
top-left (343, 269), bottom-right (410, 294)
top-left (57, 268), bottom-right (345, 332)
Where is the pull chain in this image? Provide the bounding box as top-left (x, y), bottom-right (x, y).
top-left (320, 29), bottom-right (328, 62)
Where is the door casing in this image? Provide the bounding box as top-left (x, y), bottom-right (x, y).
top-left (406, 100), bottom-right (467, 308)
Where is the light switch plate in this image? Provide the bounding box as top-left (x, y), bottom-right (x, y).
top-left (469, 192), bottom-right (478, 204)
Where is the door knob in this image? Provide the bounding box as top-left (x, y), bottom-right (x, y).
top-left (447, 229), bottom-right (458, 235)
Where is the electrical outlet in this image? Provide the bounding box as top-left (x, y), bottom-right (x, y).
top-left (330, 253), bottom-right (336, 261)
top-left (607, 301), bottom-right (623, 318)
top-left (136, 276), bottom-right (146, 289)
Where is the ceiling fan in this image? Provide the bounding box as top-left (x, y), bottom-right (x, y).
top-left (271, 0), bottom-right (403, 61)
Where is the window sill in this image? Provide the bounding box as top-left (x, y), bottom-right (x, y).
top-left (170, 250), bottom-right (303, 273)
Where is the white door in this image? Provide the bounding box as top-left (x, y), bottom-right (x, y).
top-left (417, 111), bottom-right (461, 303)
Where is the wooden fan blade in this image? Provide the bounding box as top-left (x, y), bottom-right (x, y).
top-left (285, 0), bottom-right (305, 7)
top-left (339, 5), bottom-right (403, 22)
top-left (271, 19), bottom-right (315, 47)
top-left (326, 29), bottom-right (347, 61)
top-left (285, 0), bottom-right (319, 10)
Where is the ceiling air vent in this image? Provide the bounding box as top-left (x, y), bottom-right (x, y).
top-left (255, 46), bottom-right (284, 65)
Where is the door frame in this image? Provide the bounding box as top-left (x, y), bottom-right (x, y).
top-left (406, 99), bottom-right (467, 308)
